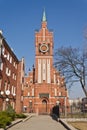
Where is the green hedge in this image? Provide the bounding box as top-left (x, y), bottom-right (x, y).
top-left (0, 111), bottom-right (12, 129)
top-left (6, 105), bottom-right (16, 120)
top-left (0, 105), bottom-right (16, 129)
top-left (16, 113), bottom-right (27, 118)
top-left (0, 105), bottom-right (27, 129)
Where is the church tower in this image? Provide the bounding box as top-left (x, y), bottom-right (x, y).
top-left (35, 10), bottom-right (53, 84)
top-left (23, 10), bottom-right (70, 114)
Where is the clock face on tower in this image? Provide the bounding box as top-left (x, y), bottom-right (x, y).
top-left (40, 43), bottom-right (49, 53)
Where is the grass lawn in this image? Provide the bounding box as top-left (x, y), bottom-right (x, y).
top-left (68, 121), bottom-right (87, 130)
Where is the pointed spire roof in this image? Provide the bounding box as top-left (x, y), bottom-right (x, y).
top-left (42, 9), bottom-right (46, 22)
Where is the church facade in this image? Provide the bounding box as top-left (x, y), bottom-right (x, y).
top-left (23, 11), bottom-right (70, 114)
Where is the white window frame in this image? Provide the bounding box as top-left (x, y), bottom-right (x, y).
top-left (7, 53), bottom-right (10, 61)
top-left (11, 86), bottom-right (14, 94)
top-left (0, 63), bottom-right (3, 70)
top-left (15, 74), bottom-right (16, 80)
top-left (10, 56), bottom-right (12, 63)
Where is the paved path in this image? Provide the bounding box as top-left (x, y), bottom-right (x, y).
top-left (8, 115), bottom-right (67, 130)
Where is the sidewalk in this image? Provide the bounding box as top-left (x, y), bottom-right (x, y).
top-left (1, 115), bottom-right (87, 130)
top-left (7, 115), bottom-right (77, 130)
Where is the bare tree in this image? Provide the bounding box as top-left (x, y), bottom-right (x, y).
top-left (54, 46), bottom-right (87, 97)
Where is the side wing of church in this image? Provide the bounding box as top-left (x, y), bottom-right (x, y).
top-left (23, 10), bottom-right (70, 114)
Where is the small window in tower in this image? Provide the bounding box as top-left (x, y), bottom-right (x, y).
top-left (39, 43), bottom-right (41, 52)
top-left (28, 92), bottom-right (30, 96)
top-left (48, 43), bottom-right (50, 53)
top-left (22, 77), bottom-right (24, 83)
top-left (59, 92), bottom-right (61, 96)
top-left (57, 79), bottom-right (60, 85)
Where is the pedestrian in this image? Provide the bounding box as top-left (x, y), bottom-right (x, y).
top-left (52, 104), bottom-right (60, 121)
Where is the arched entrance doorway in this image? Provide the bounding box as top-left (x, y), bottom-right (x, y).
top-left (40, 99), bottom-right (48, 114)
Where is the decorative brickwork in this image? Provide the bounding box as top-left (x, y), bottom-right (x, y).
top-left (23, 11), bottom-right (70, 114)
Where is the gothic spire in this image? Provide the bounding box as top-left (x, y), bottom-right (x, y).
top-left (42, 9), bottom-right (46, 22)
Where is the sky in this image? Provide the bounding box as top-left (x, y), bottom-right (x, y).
top-left (0, 0), bottom-right (87, 99)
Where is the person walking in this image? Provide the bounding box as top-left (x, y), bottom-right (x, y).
top-left (52, 104), bottom-right (60, 121)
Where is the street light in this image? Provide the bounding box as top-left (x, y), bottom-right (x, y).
top-left (5, 90), bottom-right (10, 109)
top-left (0, 91), bottom-right (4, 95)
top-left (6, 98), bottom-right (9, 102)
top-left (5, 90), bottom-right (10, 96)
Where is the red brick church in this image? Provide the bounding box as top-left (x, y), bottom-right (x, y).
top-left (23, 10), bottom-right (70, 114)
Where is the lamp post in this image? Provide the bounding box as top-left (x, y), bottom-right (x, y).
top-left (29, 100), bottom-right (32, 113)
top-left (64, 97), bottom-right (67, 117)
top-left (0, 91), bottom-right (4, 110)
top-left (5, 90), bottom-right (10, 109)
top-left (57, 96), bottom-right (67, 117)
